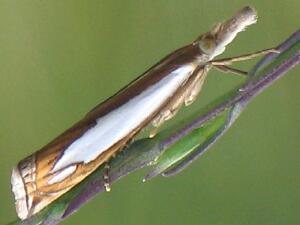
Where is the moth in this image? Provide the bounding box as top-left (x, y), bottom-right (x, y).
top-left (11, 6), bottom-right (277, 220)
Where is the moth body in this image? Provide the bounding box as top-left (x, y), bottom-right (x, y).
top-left (11, 6), bottom-right (258, 220)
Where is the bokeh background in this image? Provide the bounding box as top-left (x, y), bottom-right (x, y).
top-left (0, 1), bottom-right (299, 225)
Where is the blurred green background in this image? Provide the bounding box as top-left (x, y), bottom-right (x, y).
top-left (0, 1), bottom-right (299, 225)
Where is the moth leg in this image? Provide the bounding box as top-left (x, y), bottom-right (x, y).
top-left (103, 163), bottom-right (111, 192)
top-left (210, 48), bottom-right (279, 66)
top-left (149, 100), bottom-right (183, 138)
top-left (213, 65), bottom-right (248, 76)
top-left (149, 66), bottom-right (206, 138)
top-left (184, 66), bottom-right (209, 106)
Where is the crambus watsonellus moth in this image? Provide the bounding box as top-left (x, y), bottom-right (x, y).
top-left (11, 6), bottom-right (277, 220)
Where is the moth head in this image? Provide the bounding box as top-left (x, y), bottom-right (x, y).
top-left (197, 6), bottom-right (257, 59)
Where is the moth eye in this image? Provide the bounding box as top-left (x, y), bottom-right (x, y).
top-left (198, 35), bottom-right (217, 55)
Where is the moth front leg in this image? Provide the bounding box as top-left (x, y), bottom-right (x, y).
top-left (210, 48), bottom-right (279, 66)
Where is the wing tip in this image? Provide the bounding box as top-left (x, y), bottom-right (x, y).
top-left (11, 165), bottom-right (29, 220)
top-left (11, 154), bottom-right (37, 220)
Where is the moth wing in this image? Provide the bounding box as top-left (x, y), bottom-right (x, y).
top-left (11, 116), bottom-right (133, 219)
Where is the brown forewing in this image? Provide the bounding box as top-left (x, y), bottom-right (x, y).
top-left (16, 43), bottom-right (203, 217)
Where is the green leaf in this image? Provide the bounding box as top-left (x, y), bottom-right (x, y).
top-left (144, 108), bottom-right (230, 180)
